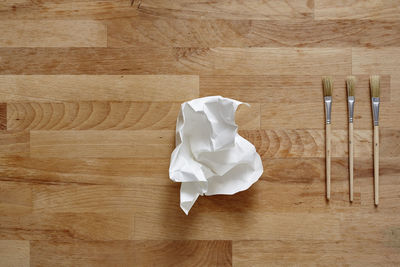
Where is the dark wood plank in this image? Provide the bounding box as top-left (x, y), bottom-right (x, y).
top-left (0, 103), bottom-right (6, 130)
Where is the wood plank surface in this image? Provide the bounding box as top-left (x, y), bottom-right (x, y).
top-left (0, 47), bottom-right (351, 75)
top-left (233, 239), bottom-right (400, 266)
top-left (0, 240), bottom-right (30, 267)
top-left (0, 75), bottom-right (199, 101)
top-left (0, 20), bottom-right (107, 47)
top-left (6, 101), bottom-right (259, 130)
top-left (0, 0), bottom-right (312, 20)
top-left (315, 0), bottom-right (400, 20)
top-left (108, 18), bottom-right (400, 48)
top-left (30, 240), bottom-right (231, 267)
top-left (1, 1), bottom-right (400, 266)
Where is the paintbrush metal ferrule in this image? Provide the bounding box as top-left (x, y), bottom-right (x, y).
top-left (348, 96), bottom-right (355, 123)
top-left (324, 96), bottom-right (332, 124)
top-left (372, 97), bottom-right (380, 126)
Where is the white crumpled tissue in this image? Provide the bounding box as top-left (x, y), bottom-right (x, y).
top-left (169, 96), bottom-right (263, 214)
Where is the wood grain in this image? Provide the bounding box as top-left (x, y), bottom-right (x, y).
top-left (0, 103), bottom-right (6, 130)
top-left (134, 211), bottom-right (343, 240)
top-left (108, 18), bottom-right (400, 48)
top-left (0, 212), bottom-right (134, 241)
top-left (7, 101), bottom-right (259, 131)
top-left (0, 240), bottom-right (29, 267)
top-left (127, 0), bottom-right (314, 20)
top-left (28, 129), bottom-right (399, 159)
top-left (353, 48), bottom-right (400, 75)
top-left (0, 131), bottom-right (29, 157)
top-left (30, 130), bottom-right (175, 158)
top-left (0, 157), bottom-right (171, 186)
top-left (0, 0), bottom-right (312, 20)
top-left (0, 181), bottom-right (32, 215)
top-left (0, 0), bottom-right (138, 20)
top-left (1, 0), bottom-right (400, 266)
top-left (315, 0), bottom-right (400, 20)
top-left (200, 75), bottom-right (391, 103)
top-left (30, 240), bottom-right (231, 267)
top-left (261, 102), bottom-right (400, 130)
top-left (233, 239), bottom-right (400, 266)
top-left (0, 20), bottom-right (106, 47)
top-left (0, 48), bottom-right (351, 75)
top-left (0, 75), bottom-right (199, 101)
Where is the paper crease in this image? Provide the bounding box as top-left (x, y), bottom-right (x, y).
top-left (169, 96), bottom-right (263, 214)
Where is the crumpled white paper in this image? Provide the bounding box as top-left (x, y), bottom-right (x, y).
top-left (169, 96), bottom-right (263, 214)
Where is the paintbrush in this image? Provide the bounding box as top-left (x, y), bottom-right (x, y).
top-left (323, 77), bottom-right (333, 200)
top-left (370, 75), bottom-right (380, 205)
top-left (346, 76), bottom-right (356, 202)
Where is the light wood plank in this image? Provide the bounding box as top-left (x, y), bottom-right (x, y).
top-left (0, 212), bottom-right (134, 241)
top-left (195, 158), bottom-right (399, 213)
top-left (201, 75), bottom-right (391, 103)
top-left (108, 18), bottom-right (400, 48)
top-left (30, 130), bottom-right (175, 158)
top-left (0, 48), bottom-right (351, 75)
top-left (243, 129), bottom-right (374, 158)
top-left (134, 211), bottom-right (343, 240)
top-left (0, 75), bottom-right (199, 101)
top-left (0, 0), bottom-right (312, 20)
top-left (0, 240), bottom-right (29, 267)
top-left (0, 157), bottom-right (171, 186)
top-left (261, 102), bottom-right (400, 130)
top-left (125, 0), bottom-right (313, 20)
top-left (353, 48), bottom-right (400, 74)
top-left (7, 101), bottom-right (259, 131)
top-left (4, 157), bottom-right (398, 216)
top-left (0, 181), bottom-right (32, 215)
top-left (135, 208), bottom-right (400, 241)
top-left (31, 183), bottom-right (141, 213)
top-left (0, 131), bottom-right (29, 157)
top-left (0, 20), bottom-right (106, 47)
top-left (315, 0), bottom-right (400, 20)
top-left (30, 240), bottom-right (136, 266)
top-left (134, 240), bottom-right (232, 266)
top-left (29, 129), bottom-right (399, 159)
top-left (0, 0), bottom-right (137, 20)
top-left (30, 240), bottom-right (231, 267)
top-left (233, 239), bottom-right (400, 266)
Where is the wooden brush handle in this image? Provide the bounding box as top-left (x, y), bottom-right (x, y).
top-left (326, 123), bottom-right (331, 200)
top-left (374, 125), bottom-right (379, 205)
top-left (349, 122), bottom-right (354, 202)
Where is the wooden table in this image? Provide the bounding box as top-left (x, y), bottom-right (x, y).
top-left (1, 1), bottom-right (400, 266)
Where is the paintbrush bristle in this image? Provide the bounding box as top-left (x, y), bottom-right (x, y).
top-left (370, 75), bottom-right (380, 98)
top-left (322, 77), bottom-right (333, 97)
top-left (346, 76), bottom-right (356, 97)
